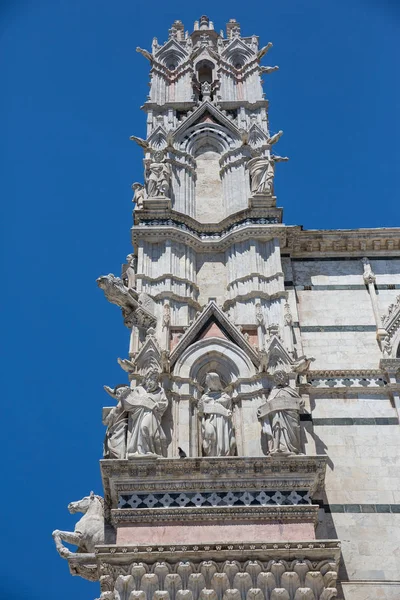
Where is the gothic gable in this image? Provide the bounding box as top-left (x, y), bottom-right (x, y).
top-left (170, 301), bottom-right (259, 369)
top-left (172, 100), bottom-right (241, 143)
top-left (222, 37), bottom-right (256, 67)
top-left (154, 38), bottom-right (189, 69)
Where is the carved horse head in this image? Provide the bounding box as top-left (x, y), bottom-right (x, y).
top-left (68, 491), bottom-right (103, 516)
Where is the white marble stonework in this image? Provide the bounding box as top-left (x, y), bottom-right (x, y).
top-left (52, 14), bottom-right (400, 600)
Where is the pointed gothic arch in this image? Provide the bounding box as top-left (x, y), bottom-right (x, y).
top-left (172, 337), bottom-right (257, 384)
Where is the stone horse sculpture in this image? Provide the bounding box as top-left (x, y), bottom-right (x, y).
top-left (52, 491), bottom-right (104, 580)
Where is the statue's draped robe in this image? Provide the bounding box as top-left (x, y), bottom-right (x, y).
top-left (147, 163), bottom-right (170, 197)
top-left (199, 391), bottom-right (236, 457)
top-left (103, 403), bottom-right (128, 459)
top-left (123, 385), bottom-right (168, 457)
top-left (261, 386), bottom-right (302, 454)
top-left (249, 158), bottom-right (272, 194)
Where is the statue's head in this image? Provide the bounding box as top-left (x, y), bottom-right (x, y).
top-left (273, 370), bottom-right (289, 387)
top-left (205, 372), bottom-right (223, 392)
top-left (68, 491), bottom-right (103, 514)
top-left (126, 253), bottom-right (136, 264)
top-left (131, 182), bottom-right (143, 190)
top-left (144, 369), bottom-right (160, 392)
top-left (153, 150), bottom-right (165, 163)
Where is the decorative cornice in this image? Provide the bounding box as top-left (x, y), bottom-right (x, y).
top-left (111, 504), bottom-right (319, 525)
top-left (222, 289), bottom-right (287, 311)
top-left (134, 206), bottom-right (285, 233)
top-left (287, 228), bottom-right (400, 256)
top-left (133, 224), bottom-right (288, 253)
top-left (96, 539), bottom-right (341, 559)
top-left (306, 369), bottom-right (388, 391)
top-left (114, 477), bottom-right (317, 495)
top-left (101, 456), bottom-right (328, 510)
top-left (136, 273), bottom-right (199, 293)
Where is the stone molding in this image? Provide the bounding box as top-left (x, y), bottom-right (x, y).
top-left (134, 207), bottom-right (283, 232)
top-left (96, 540), bottom-right (341, 557)
top-left (307, 370), bottom-right (387, 391)
top-left (132, 224), bottom-right (288, 253)
top-left (111, 505), bottom-right (318, 525)
top-left (286, 228), bottom-right (400, 256)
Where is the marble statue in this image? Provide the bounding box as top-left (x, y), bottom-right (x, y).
top-left (52, 492), bottom-right (104, 559)
top-left (103, 384), bottom-right (130, 459)
top-left (198, 372), bottom-right (236, 457)
top-left (124, 254), bottom-right (137, 290)
top-left (248, 154), bottom-right (288, 195)
top-left (145, 151), bottom-right (172, 198)
top-left (362, 256), bottom-right (376, 284)
top-left (247, 156), bottom-right (272, 194)
top-left (122, 369), bottom-right (169, 458)
top-left (257, 370), bottom-right (304, 455)
top-left (131, 182), bottom-right (145, 209)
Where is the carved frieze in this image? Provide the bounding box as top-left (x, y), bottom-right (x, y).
top-left (96, 550), bottom-right (341, 600)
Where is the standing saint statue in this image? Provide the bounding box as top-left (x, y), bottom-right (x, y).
top-left (145, 151), bottom-right (172, 198)
top-left (131, 182), bottom-right (145, 209)
top-left (103, 384), bottom-right (130, 460)
top-left (123, 253), bottom-right (137, 290)
top-left (257, 370), bottom-right (304, 455)
top-left (198, 372), bottom-right (236, 457)
top-left (122, 369), bottom-right (169, 458)
top-left (247, 154), bottom-right (288, 195)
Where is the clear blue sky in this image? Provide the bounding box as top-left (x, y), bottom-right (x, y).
top-left (1, 1), bottom-right (399, 599)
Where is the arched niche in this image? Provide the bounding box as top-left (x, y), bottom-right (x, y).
top-left (196, 59), bottom-right (214, 83)
top-left (179, 122), bottom-right (237, 223)
top-left (194, 137), bottom-right (223, 222)
top-left (173, 337), bottom-right (257, 383)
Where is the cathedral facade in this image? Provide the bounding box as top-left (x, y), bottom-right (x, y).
top-left (53, 16), bottom-right (400, 600)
